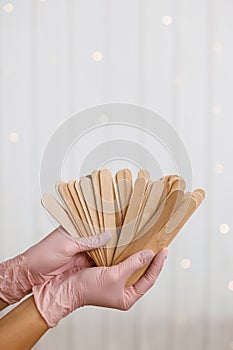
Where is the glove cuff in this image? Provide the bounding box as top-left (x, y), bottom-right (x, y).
top-left (0, 255), bottom-right (32, 304)
top-left (33, 269), bottom-right (84, 328)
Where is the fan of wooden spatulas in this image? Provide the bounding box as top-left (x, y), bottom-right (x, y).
top-left (41, 168), bottom-right (205, 286)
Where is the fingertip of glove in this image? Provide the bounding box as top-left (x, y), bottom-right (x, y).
top-left (101, 231), bottom-right (112, 242)
top-left (160, 247), bottom-right (168, 260)
top-left (90, 231), bottom-right (112, 246)
top-left (140, 249), bottom-right (155, 264)
top-left (77, 231), bottom-right (112, 249)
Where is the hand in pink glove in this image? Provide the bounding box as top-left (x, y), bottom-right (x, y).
top-left (0, 228), bottom-right (111, 304)
top-left (33, 247), bottom-right (168, 328)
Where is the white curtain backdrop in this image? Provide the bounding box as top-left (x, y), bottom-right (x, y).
top-left (0, 1), bottom-right (233, 349)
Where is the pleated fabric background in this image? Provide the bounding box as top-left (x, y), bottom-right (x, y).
top-left (0, 1), bottom-right (233, 349)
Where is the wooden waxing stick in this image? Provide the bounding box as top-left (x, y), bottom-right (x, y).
top-left (91, 170), bottom-right (104, 232)
top-left (80, 177), bottom-right (106, 265)
top-left (69, 178), bottom-right (106, 264)
top-left (74, 179), bottom-right (103, 265)
top-left (55, 181), bottom-right (74, 217)
top-left (74, 179), bottom-right (96, 235)
top-left (163, 186), bottom-right (205, 236)
top-left (157, 176), bottom-right (170, 206)
top-left (92, 170), bottom-right (117, 265)
top-left (138, 169), bottom-right (150, 180)
top-left (114, 177), bottom-right (185, 263)
top-left (135, 180), bottom-right (165, 236)
top-left (61, 181), bottom-right (91, 237)
top-left (126, 188), bottom-right (205, 285)
top-left (68, 179), bottom-right (107, 265)
top-left (156, 175), bottom-right (186, 219)
top-left (67, 180), bottom-right (90, 236)
top-left (194, 188), bottom-right (205, 199)
top-left (112, 173), bottom-right (123, 229)
top-left (165, 176), bottom-right (186, 199)
top-left (139, 189), bottom-right (204, 255)
top-left (56, 182), bottom-right (82, 235)
top-left (158, 175), bottom-right (185, 207)
top-left (71, 180), bottom-right (94, 236)
top-left (133, 180), bottom-right (153, 231)
top-left (41, 194), bottom-right (78, 238)
top-left (99, 169), bottom-right (118, 266)
top-left (113, 188), bottom-right (183, 265)
top-left (115, 168), bottom-right (133, 222)
top-left (57, 181), bottom-right (101, 265)
top-left (80, 177), bottom-right (101, 234)
top-left (133, 168), bottom-right (152, 227)
top-left (165, 192), bottom-right (192, 234)
top-left (112, 176), bottom-right (149, 263)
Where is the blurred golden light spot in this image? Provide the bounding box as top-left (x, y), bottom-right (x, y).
top-left (9, 132), bottom-right (19, 143)
top-left (180, 259), bottom-right (191, 269)
top-left (3, 3), bottom-right (13, 13)
top-left (162, 16), bottom-right (172, 26)
top-left (213, 42), bottom-right (223, 52)
top-left (92, 51), bottom-right (103, 62)
top-left (212, 104), bottom-right (222, 115)
top-left (214, 163), bottom-right (224, 174)
top-left (219, 224), bottom-right (229, 234)
top-left (228, 281), bottom-right (233, 292)
top-left (99, 114), bottom-right (109, 124)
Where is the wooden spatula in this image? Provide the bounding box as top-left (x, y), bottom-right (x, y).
top-left (115, 168), bottom-right (133, 222)
top-left (125, 188), bottom-right (205, 285)
top-left (41, 194), bottom-right (78, 238)
top-left (112, 175), bottom-right (149, 262)
top-left (99, 169), bottom-right (118, 266)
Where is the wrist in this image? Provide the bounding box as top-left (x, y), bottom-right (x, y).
top-left (0, 255), bottom-right (32, 304)
top-left (33, 269), bottom-right (84, 328)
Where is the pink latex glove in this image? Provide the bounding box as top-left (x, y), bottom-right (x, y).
top-left (33, 247), bottom-right (168, 328)
top-left (0, 227), bottom-right (111, 304)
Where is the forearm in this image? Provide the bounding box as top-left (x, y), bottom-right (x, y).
top-left (0, 298), bottom-right (8, 312)
top-left (0, 296), bottom-right (49, 350)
